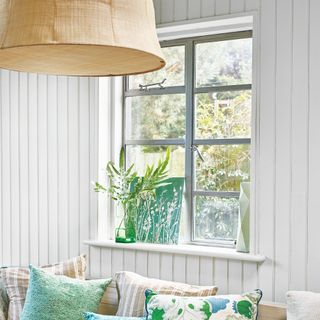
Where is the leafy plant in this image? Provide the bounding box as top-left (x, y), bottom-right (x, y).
top-left (94, 147), bottom-right (171, 212)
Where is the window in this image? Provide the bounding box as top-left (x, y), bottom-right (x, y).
top-left (123, 31), bottom-right (253, 247)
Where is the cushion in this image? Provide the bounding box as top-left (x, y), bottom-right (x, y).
top-left (287, 291), bottom-right (320, 320)
top-left (115, 271), bottom-right (218, 317)
top-left (1, 254), bottom-right (86, 320)
top-left (145, 289), bottom-right (262, 320)
top-left (20, 266), bottom-right (110, 320)
top-left (0, 278), bottom-right (9, 320)
top-left (84, 314), bottom-right (144, 320)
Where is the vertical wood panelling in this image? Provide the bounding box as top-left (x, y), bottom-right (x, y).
top-left (57, 76), bottom-right (69, 262)
top-left (257, 0), bottom-right (276, 301)
top-left (186, 256), bottom-right (200, 285)
top-left (28, 73), bottom-right (39, 266)
top-left (245, 0), bottom-right (259, 11)
top-left (160, 253), bottom-right (173, 281)
top-left (100, 248), bottom-right (112, 278)
top-left (274, 0), bottom-right (292, 301)
top-left (148, 252), bottom-right (160, 278)
top-left (0, 71), bottom-right (97, 269)
top-left (160, 0), bottom-right (174, 24)
top-left (47, 75), bottom-right (59, 264)
top-left (187, 0), bottom-right (201, 19)
top-left (79, 78), bottom-right (90, 259)
top-left (135, 251), bottom-right (148, 276)
top-left (214, 260), bottom-right (228, 294)
top-left (173, 254), bottom-right (186, 283)
top-left (123, 250), bottom-right (136, 272)
top-left (199, 257), bottom-right (214, 286)
top-left (38, 74), bottom-right (48, 266)
top-left (215, 0), bottom-right (230, 15)
top-left (201, 0), bottom-right (215, 18)
top-left (10, 72), bottom-right (20, 266)
top-left (290, 0), bottom-right (309, 292)
top-left (228, 261), bottom-right (243, 293)
top-left (1, 71), bottom-right (10, 266)
top-left (68, 77), bottom-right (80, 259)
top-left (307, 0), bottom-right (320, 292)
top-left (19, 73), bottom-right (29, 267)
top-left (174, 0), bottom-right (188, 22)
top-left (230, 0), bottom-right (245, 13)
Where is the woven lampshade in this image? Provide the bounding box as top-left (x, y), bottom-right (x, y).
top-left (0, 0), bottom-right (165, 76)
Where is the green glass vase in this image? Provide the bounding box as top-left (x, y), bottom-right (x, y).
top-left (115, 205), bottom-right (136, 243)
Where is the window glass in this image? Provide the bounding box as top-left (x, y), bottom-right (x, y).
top-left (196, 38), bottom-right (252, 87)
top-left (129, 46), bottom-right (185, 89)
top-left (126, 145), bottom-right (185, 177)
top-left (125, 94), bottom-right (185, 140)
top-left (195, 144), bottom-right (250, 192)
top-left (195, 91), bottom-right (251, 139)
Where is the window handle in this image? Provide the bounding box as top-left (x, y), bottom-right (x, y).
top-left (191, 145), bottom-right (205, 162)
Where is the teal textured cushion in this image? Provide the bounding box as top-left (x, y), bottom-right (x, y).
top-left (84, 314), bottom-right (144, 320)
top-left (21, 265), bottom-right (111, 320)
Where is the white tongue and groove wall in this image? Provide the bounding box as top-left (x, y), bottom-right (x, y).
top-left (0, 0), bottom-right (319, 304)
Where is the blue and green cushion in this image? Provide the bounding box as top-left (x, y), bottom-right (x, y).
top-left (145, 289), bottom-right (262, 320)
top-left (84, 314), bottom-right (144, 320)
top-left (20, 265), bottom-right (111, 320)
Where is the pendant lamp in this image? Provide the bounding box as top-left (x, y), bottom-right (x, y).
top-left (0, 0), bottom-right (165, 76)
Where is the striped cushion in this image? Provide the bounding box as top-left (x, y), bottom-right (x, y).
top-left (0, 255), bottom-right (86, 320)
top-left (115, 271), bottom-right (218, 317)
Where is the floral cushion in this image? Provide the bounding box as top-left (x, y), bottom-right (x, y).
top-left (145, 289), bottom-right (262, 320)
top-left (84, 314), bottom-right (144, 320)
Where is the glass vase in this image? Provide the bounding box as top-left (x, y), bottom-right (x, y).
top-left (115, 204), bottom-right (136, 243)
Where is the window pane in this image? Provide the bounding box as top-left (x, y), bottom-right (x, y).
top-left (125, 94), bottom-right (185, 140)
top-left (195, 144), bottom-right (250, 191)
top-left (194, 196), bottom-right (239, 241)
top-left (195, 91), bottom-right (251, 139)
top-left (196, 38), bottom-right (252, 87)
top-left (129, 46), bottom-right (185, 89)
top-left (126, 145), bottom-right (185, 177)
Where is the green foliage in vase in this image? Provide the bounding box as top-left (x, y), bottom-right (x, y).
top-left (94, 147), bottom-right (171, 211)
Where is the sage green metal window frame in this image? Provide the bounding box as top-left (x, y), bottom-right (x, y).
top-left (123, 30), bottom-right (252, 247)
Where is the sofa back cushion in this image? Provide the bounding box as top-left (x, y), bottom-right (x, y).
top-left (1, 254), bottom-right (86, 320)
top-left (20, 266), bottom-right (110, 320)
top-left (115, 271), bottom-right (218, 317)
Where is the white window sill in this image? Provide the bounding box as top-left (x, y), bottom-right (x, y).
top-left (84, 240), bottom-right (265, 263)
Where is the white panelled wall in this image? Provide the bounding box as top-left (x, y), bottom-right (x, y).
top-left (89, 0), bottom-right (320, 304)
top-left (0, 72), bottom-right (99, 271)
top-left (0, 0), bottom-right (319, 305)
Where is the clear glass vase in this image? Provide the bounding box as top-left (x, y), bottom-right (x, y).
top-left (115, 204), bottom-right (136, 243)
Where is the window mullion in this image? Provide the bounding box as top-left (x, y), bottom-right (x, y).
top-left (185, 39), bottom-right (195, 243)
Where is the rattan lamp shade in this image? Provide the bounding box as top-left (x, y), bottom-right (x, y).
top-left (0, 0), bottom-right (165, 76)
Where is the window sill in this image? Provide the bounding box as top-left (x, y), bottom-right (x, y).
top-left (84, 240), bottom-right (265, 263)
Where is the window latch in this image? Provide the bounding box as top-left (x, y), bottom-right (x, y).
top-left (191, 145), bottom-right (205, 162)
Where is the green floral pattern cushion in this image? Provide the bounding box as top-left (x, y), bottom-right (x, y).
top-left (20, 266), bottom-right (111, 320)
top-left (145, 289), bottom-right (262, 320)
top-left (84, 313), bottom-right (144, 320)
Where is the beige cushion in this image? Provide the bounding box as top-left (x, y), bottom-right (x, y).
top-left (287, 291), bottom-right (320, 320)
top-left (1, 255), bottom-right (86, 320)
top-left (115, 271), bottom-right (218, 317)
top-left (97, 279), bottom-right (119, 316)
